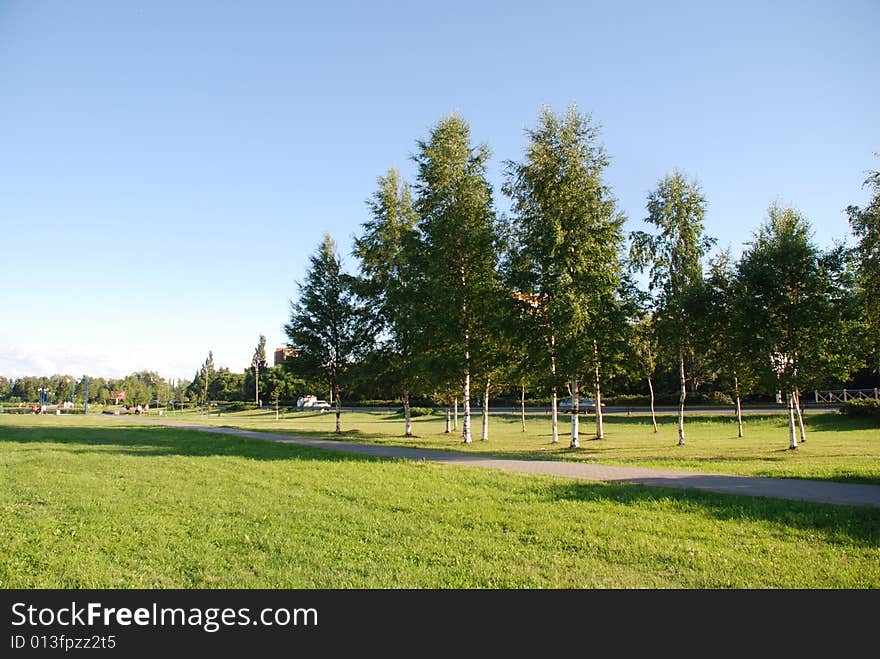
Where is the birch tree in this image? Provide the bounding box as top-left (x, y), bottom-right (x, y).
top-left (847, 165), bottom-right (880, 380)
top-left (634, 317), bottom-right (659, 433)
top-left (251, 335), bottom-right (267, 405)
top-left (284, 234), bottom-right (372, 433)
top-left (504, 106), bottom-right (625, 447)
top-left (413, 114), bottom-right (503, 444)
top-left (354, 168), bottom-right (423, 436)
top-left (630, 172), bottom-right (713, 446)
top-left (733, 203), bottom-right (859, 448)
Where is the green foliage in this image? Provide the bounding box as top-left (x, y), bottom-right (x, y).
top-left (504, 106), bottom-right (628, 393)
top-left (284, 234), bottom-right (374, 417)
top-left (846, 163), bottom-right (880, 375)
top-left (396, 406), bottom-right (434, 417)
top-left (732, 203), bottom-right (861, 395)
top-left (842, 399), bottom-right (880, 422)
top-left (353, 168), bottom-right (424, 405)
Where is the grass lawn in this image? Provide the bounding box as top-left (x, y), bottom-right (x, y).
top-left (1, 414), bottom-right (878, 588)
top-left (161, 407), bottom-right (880, 484)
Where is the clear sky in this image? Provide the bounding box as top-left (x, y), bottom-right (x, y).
top-left (1, 0), bottom-right (877, 382)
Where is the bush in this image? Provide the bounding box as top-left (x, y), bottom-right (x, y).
top-left (841, 399), bottom-right (880, 422)
top-left (397, 406), bottom-right (434, 417)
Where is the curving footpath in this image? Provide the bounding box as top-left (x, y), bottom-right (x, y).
top-left (134, 418), bottom-right (880, 509)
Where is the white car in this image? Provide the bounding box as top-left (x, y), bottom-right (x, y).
top-left (296, 395), bottom-right (332, 410)
top-left (558, 396), bottom-right (603, 413)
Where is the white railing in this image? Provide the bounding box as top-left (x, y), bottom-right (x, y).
top-left (814, 388), bottom-right (879, 403)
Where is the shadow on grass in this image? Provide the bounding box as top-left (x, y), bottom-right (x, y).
top-left (548, 481), bottom-right (880, 548)
top-left (0, 424), bottom-right (386, 463)
top-left (4, 423), bottom-right (879, 545)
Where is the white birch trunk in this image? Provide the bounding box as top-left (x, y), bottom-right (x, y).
top-left (255, 363), bottom-right (259, 405)
top-left (734, 376), bottom-right (743, 438)
top-left (570, 377), bottom-right (579, 448)
top-left (334, 382), bottom-right (341, 433)
top-left (677, 353), bottom-right (686, 446)
top-left (551, 338), bottom-right (559, 443)
top-left (794, 389), bottom-right (806, 443)
top-left (520, 384), bottom-right (526, 432)
top-left (787, 391), bottom-right (798, 449)
top-left (595, 372), bottom-right (605, 440)
top-left (462, 372), bottom-right (472, 443)
top-left (648, 377), bottom-right (658, 433)
top-left (445, 395), bottom-right (451, 434)
top-left (403, 389), bottom-right (412, 437)
top-left (275, 398), bottom-right (279, 421)
top-left (481, 378), bottom-right (490, 441)
top-left (454, 397), bottom-right (458, 431)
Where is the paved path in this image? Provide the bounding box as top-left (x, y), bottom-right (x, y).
top-left (135, 418), bottom-right (880, 510)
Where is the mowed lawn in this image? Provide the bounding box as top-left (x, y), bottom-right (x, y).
top-left (1, 414), bottom-right (878, 588)
top-left (165, 407), bottom-right (880, 484)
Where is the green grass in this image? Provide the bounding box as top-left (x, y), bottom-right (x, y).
top-left (1, 414), bottom-right (878, 588)
top-left (159, 407), bottom-right (880, 484)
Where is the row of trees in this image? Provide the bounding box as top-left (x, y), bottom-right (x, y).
top-left (0, 371), bottom-right (188, 408)
top-left (283, 106), bottom-right (879, 448)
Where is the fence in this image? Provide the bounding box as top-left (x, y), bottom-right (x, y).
top-left (814, 388), bottom-right (879, 403)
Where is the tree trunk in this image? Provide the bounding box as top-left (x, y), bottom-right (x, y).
top-left (329, 383), bottom-right (333, 405)
top-left (551, 339), bottom-right (559, 443)
top-left (734, 376), bottom-right (743, 438)
top-left (677, 352), bottom-right (686, 446)
top-left (462, 372), bottom-right (472, 443)
top-left (570, 377), bottom-right (580, 448)
top-left (520, 383), bottom-right (526, 432)
top-left (445, 394), bottom-right (451, 433)
top-left (454, 397), bottom-right (458, 431)
top-left (648, 377), bottom-right (658, 433)
top-left (275, 397), bottom-right (279, 421)
top-left (403, 388), bottom-right (412, 437)
top-left (334, 381), bottom-right (341, 433)
top-left (595, 362), bottom-right (605, 440)
top-left (787, 391), bottom-right (798, 449)
top-left (254, 364), bottom-right (259, 405)
top-left (461, 360), bottom-right (473, 444)
top-left (794, 389), bottom-right (806, 444)
top-left (481, 377), bottom-right (490, 441)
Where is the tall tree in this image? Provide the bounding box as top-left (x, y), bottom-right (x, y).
top-left (630, 172), bottom-right (713, 445)
top-left (413, 114), bottom-right (503, 443)
top-left (284, 234), bottom-right (372, 433)
top-left (505, 106), bottom-right (627, 447)
top-left (251, 334), bottom-right (267, 405)
top-left (353, 168), bottom-right (423, 436)
top-left (732, 203), bottom-right (859, 448)
top-left (198, 351), bottom-right (215, 405)
top-left (846, 164), bottom-right (880, 380)
top-left (634, 316), bottom-right (660, 433)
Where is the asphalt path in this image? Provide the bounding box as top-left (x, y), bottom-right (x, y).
top-left (132, 417), bottom-right (880, 509)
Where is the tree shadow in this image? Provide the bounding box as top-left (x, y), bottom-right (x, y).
top-left (0, 424), bottom-right (386, 463)
top-left (547, 481), bottom-right (880, 548)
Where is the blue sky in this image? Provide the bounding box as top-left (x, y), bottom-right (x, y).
top-left (1, 0), bottom-right (877, 381)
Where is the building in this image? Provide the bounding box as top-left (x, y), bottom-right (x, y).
top-left (274, 348), bottom-right (298, 366)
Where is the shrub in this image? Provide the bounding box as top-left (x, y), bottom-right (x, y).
top-left (397, 406), bottom-right (434, 417)
top-left (841, 399), bottom-right (880, 422)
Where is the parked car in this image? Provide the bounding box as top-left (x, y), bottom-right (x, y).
top-left (558, 396), bottom-right (603, 413)
top-left (296, 395), bottom-right (332, 410)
